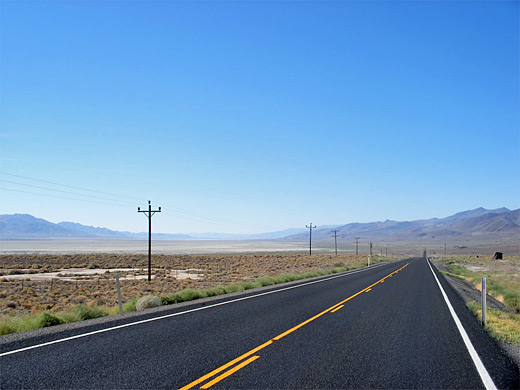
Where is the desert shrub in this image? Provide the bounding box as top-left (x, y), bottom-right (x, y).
top-left (205, 286), bottom-right (227, 297)
top-left (175, 288), bottom-right (207, 302)
top-left (73, 304), bottom-right (108, 320)
top-left (59, 312), bottom-right (79, 323)
top-left (36, 312), bottom-right (64, 328)
top-left (5, 301), bottom-right (18, 309)
top-left (136, 295), bottom-right (161, 311)
top-left (257, 277), bottom-right (275, 287)
top-left (161, 294), bottom-right (177, 305)
top-left (237, 281), bottom-right (262, 290)
top-left (123, 297), bottom-right (138, 312)
top-left (0, 314), bottom-right (39, 335)
top-left (0, 316), bottom-right (20, 335)
top-left (223, 284), bottom-right (243, 294)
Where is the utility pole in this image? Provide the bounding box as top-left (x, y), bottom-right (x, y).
top-left (354, 237), bottom-right (360, 255)
top-left (333, 230), bottom-right (338, 256)
top-left (368, 242), bottom-right (373, 266)
top-left (369, 242), bottom-right (373, 257)
top-left (444, 243), bottom-right (447, 257)
top-left (306, 223), bottom-right (316, 255)
top-left (138, 200), bottom-right (162, 282)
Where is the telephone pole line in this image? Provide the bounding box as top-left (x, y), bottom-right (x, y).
top-left (333, 230), bottom-right (338, 256)
top-left (306, 223), bottom-right (316, 255)
top-left (138, 200), bottom-right (162, 282)
top-left (354, 237), bottom-right (360, 255)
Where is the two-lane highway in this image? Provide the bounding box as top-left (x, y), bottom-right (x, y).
top-left (1, 258), bottom-right (518, 389)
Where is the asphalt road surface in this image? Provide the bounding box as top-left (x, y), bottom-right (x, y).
top-left (1, 258), bottom-right (518, 389)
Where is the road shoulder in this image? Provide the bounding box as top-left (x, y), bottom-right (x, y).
top-left (432, 260), bottom-right (520, 369)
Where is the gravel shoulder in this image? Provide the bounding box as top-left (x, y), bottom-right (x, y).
top-left (432, 260), bottom-right (520, 368)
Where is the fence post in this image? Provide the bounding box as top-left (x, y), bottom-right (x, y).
top-left (481, 277), bottom-right (487, 326)
top-left (115, 274), bottom-right (123, 315)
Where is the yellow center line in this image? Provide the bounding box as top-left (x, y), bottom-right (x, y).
top-left (330, 305), bottom-right (344, 313)
top-left (365, 288), bottom-right (372, 292)
top-left (200, 356), bottom-right (261, 389)
top-left (178, 341), bottom-right (272, 390)
top-left (179, 262), bottom-right (410, 390)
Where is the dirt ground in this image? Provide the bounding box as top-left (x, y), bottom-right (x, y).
top-left (0, 253), bottom-right (373, 317)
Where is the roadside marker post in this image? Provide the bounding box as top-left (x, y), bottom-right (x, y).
top-left (481, 277), bottom-right (487, 326)
top-left (115, 274), bottom-right (123, 315)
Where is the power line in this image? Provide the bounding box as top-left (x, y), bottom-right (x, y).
top-left (0, 171), bottom-right (276, 231)
top-left (157, 201), bottom-right (273, 230)
top-left (0, 179), bottom-right (138, 206)
top-left (0, 171), bottom-right (144, 201)
top-left (0, 188), bottom-right (136, 208)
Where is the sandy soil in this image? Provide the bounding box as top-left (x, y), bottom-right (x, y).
top-left (0, 252), bottom-right (369, 316)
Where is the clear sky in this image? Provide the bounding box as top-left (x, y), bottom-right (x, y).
top-left (1, 1), bottom-right (519, 235)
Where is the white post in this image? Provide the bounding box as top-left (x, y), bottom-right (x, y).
top-left (368, 256), bottom-right (371, 266)
top-left (481, 277), bottom-right (486, 326)
top-left (115, 274), bottom-right (123, 315)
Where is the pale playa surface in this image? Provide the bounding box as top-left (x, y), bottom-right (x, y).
top-left (0, 240), bottom-right (307, 255)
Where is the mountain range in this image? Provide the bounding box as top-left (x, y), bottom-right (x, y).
top-left (282, 207), bottom-right (519, 241)
top-left (0, 207), bottom-right (518, 241)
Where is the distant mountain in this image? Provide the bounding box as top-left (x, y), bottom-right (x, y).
top-left (282, 208), bottom-right (518, 241)
top-left (0, 214), bottom-right (334, 240)
top-left (0, 214), bottom-right (71, 238)
top-left (0, 214), bottom-right (190, 239)
top-left (430, 207), bottom-right (511, 226)
top-left (57, 222), bottom-right (127, 238)
top-left (1, 208), bottom-right (518, 241)
top-left (188, 226), bottom-right (337, 240)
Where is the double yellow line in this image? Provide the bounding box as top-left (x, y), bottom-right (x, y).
top-left (180, 262), bottom-right (410, 390)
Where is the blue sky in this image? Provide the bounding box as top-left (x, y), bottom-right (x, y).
top-left (1, 1), bottom-right (518, 234)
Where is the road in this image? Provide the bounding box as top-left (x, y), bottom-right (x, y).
top-left (1, 258), bottom-right (518, 389)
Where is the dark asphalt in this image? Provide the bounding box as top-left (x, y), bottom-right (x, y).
top-left (1, 258), bottom-right (518, 389)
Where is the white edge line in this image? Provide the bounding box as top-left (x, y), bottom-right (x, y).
top-left (426, 260), bottom-right (497, 390)
top-left (1, 262), bottom-right (392, 357)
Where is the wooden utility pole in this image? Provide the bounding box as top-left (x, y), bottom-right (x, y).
top-left (333, 230), bottom-right (338, 256)
top-left (355, 237), bottom-right (360, 255)
top-left (138, 200), bottom-right (161, 282)
top-left (306, 223), bottom-right (316, 255)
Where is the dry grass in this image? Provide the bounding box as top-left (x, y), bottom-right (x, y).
top-left (440, 255), bottom-right (520, 313)
top-left (0, 253), bottom-right (380, 319)
top-left (467, 301), bottom-right (520, 344)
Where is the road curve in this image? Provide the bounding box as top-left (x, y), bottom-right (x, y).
top-left (1, 258), bottom-right (518, 389)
